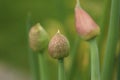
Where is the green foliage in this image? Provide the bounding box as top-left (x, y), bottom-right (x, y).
top-left (101, 0), bottom-right (119, 80)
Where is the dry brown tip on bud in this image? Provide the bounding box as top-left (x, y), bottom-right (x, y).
top-left (48, 30), bottom-right (70, 59)
top-left (29, 23), bottom-right (49, 52)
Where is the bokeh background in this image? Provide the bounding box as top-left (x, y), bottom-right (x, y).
top-left (0, 0), bottom-right (105, 80)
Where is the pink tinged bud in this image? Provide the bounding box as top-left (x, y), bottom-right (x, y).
top-left (48, 30), bottom-right (70, 59)
top-left (75, 0), bottom-right (100, 40)
top-left (29, 23), bottom-right (49, 52)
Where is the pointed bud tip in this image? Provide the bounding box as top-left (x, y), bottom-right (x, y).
top-left (57, 29), bottom-right (60, 33)
top-left (76, 0), bottom-right (81, 8)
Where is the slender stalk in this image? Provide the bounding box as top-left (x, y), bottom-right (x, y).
top-left (101, 0), bottom-right (119, 79)
top-left (98, 0), bottom-right (111, 66)
top-left (26, 13), bottom-right (40, 80)
top-left (38, 53), bottom-right (47, 80)
top-left (29, 52), bottom-right (40, 80)
top-left (98, 0), bottom-right (111, 44)
top-left (117, 45), bottom-right (120, 80)
top-left (58, 58), bottom-right (65, 80)
top-left (89, 38), bottom-right (100, 80)
top-left (117, 5), bottom-right (120, 80)
top-left (117, 52), bottom-right (120, 80)
top-left (68, 36), bottom-right (80, 80)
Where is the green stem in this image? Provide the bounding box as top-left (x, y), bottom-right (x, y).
top-left (98, 0), bottom-right (111, 65)
top-left (98, 0), bottom-right (111, 42)
top-left (68, 36), bottom-right (80, 80)
top-left (117, 8), bottom-right (120, 80)
top-left (30, 52), bottom-right (40, 80)
top-left (117, 52), bottom-right (120, 80)
top-left (58, 58), bottom-right (65, 80)
top-left (89, 38), bottom-right (100, 80)
top-left (38, 53), bottom-right (47, 80)
top-left (101, 0), bottom-right (119, 79)
top-left (26, 13), bottom-right (40, 80)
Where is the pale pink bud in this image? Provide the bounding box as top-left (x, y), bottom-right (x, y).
top-left (48, 30), bottom-right (70, 59)
top-left (75, 0), bottom-right (100, 40)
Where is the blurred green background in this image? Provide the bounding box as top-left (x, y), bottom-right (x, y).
top-left (0, 0), bottom-right (103, 80)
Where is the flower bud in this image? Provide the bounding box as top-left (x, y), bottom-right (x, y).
top-left (48, 30), bottom-right (70, 59)
top-left (29, 23), bottom-right (49, 52)
top-left (75, 0), bottom-right (100, 40)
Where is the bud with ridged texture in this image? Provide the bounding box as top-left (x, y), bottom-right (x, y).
top-left (75, 0), bottom-right (100, 40)
top-left (29, 23), bottom-right (49, 52)
top-left (48, 30), bottom-right (70, 59)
